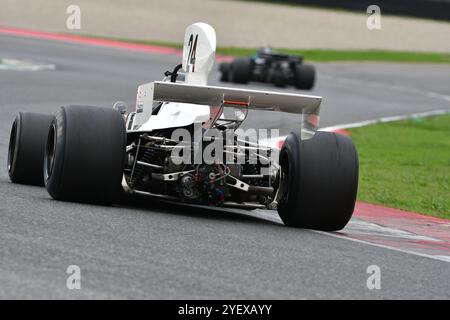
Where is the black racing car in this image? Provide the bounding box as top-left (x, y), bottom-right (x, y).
top-left (219, 47), bottom-right (316, 90)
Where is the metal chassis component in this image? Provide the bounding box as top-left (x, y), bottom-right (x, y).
top-left (123, 129), bottom-right (280, 209)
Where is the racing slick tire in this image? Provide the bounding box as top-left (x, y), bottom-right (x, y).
top-left (44, 105), bottom-right (126, 205)
top-left (294, 63), bottom-right (315, 90)
top-left (219, 62), bottom-right (230, 82)
top-left (7, 112), bottom-right (53, 186)
top-left (229, 58), bottom-right (252, 84)
top-left (277, 131), bottom-right (358, 231)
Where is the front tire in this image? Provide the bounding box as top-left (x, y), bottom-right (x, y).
top-left (7, 112), bottom-right (53, 186)
top-left (277, 131), bottom-right (358, 231)
top-left (44, 105), bottom-right (126, 205)
top-left (219, 62), bottom-right (230, 82)
top-left (294, 63), bottom-right (315, 90)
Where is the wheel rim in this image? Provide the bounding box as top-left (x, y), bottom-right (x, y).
top-left (7, 120), bottom-right (17, 173)
top-left (44, 123), bottom-right (57, 180)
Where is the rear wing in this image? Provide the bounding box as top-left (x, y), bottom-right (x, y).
top-left (132, 81), bottom-right (322, 135)
top-left (150, 81), bottom-right (321, 114)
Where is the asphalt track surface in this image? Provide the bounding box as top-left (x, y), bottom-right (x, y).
top-left (0, 34), bottom-right (449, 299)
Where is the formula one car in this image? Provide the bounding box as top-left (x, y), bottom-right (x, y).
top-left (219, 47), bottom-right (316, 90)
top-left (7, 23), bottom-right (358, 231)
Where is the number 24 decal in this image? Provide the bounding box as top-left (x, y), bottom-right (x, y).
top-left (187, 34), bottom-right (198, 72)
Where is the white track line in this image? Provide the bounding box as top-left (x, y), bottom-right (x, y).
top-left (321, 109), bottom-right (450, 132)
top-left (259, 109), bottom-right (450, 148)
top-left (0, 58), bottom-right (55, 71)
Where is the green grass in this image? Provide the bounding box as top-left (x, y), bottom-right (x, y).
top-left (349, 114), bottom-right (450, 219)
top-left (76, 34), bottom-right (450, 63)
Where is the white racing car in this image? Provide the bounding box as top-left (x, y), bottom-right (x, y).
top-left (7, 23), bottom-right (358, 231)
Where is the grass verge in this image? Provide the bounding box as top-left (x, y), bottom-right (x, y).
top-left (78, 34), bottom-right (450, 63)
top-left (349, 114), bottom-right (450, 219)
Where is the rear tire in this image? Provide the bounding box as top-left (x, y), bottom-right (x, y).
top-left (277, 131), bottom-right (358, 231)
top-left (229, 58), bottom-right (252, 84)
top-left (7, 112), bottom-right (53, 186)
top-left (294, 63), bottom-right (315, 90)
top-left (44, 105), bottom-right (126, 205)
